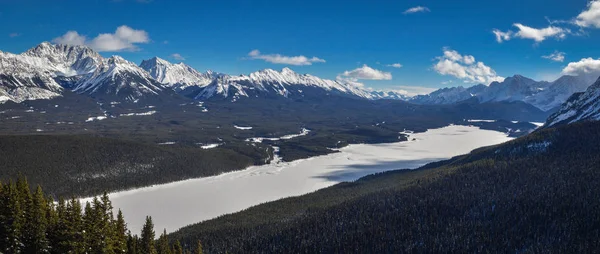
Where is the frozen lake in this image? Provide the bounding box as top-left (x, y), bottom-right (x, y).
top-left (90, 125), bottom-right (512, 234)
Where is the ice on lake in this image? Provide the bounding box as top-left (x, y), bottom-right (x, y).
top-left (88, 125), bottom-right (512, 234)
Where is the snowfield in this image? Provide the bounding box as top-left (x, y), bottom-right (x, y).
top-left (85, 125), bottom-right (512, 234)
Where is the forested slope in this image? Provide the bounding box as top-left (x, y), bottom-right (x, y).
top-left (170, 121), bottom-right (600, 253)
top-left (0, 135), bottom-right (269, 197)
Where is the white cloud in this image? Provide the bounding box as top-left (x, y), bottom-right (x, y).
top-left (492, 29), bottom-right (512, 43)
top-left (387, 63), bottom-right (403, 68)
top-left (542, 51), bottom-right (566, 62)
top-left (562, 57), bottom-right (600, 76)
top-left (340, 65), bottom-right (392, 80)
top-left (170, 53), bottom-right (185, 61)
top-left (575, 0), bottom-right (600, 28)
top-left (8, 33), bottom-right (21, 38)
top-left (52, 31), bottom-right (87, 46)
top-left (52, 25), bottom-right (150, 52)
top-left (513, 23), bottom-right (567, 42)
top-left (390, 85), bottom-right (436, 96)
top-left (247, 49), bottom-right (325, 66)
top-left (403, 6), bottom-right (430, 14)
top-left (433, 49), bottom-right (504, 85)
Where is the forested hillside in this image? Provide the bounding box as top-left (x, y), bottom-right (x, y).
top-left (0, 178), bottom-right (203, 254)
top-left (170, 121), bottom-right (600, 253)
top-left (0, 135), bottom-right (269, 197)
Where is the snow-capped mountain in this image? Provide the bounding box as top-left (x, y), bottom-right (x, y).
top-left (368, 90), bottom-right (412, 100)
top-left (0, 49), bottom-right (64, 103)
top-left (524, 74), bottom-right (599, 111)
top-left (411, 84), bottom-right (487, 104)
top-left (72, 56), bottom-right (169, 103)
top-left (139, 57), bottom-right (219, 91)
top-left (0, 43), bottom-right (180, 104)
top-left (546, 76), bottom-right (600, 127)
top-left (410, 74), bottom-right (596, 112)
top-left (183, 67), bottom-right (377, 101)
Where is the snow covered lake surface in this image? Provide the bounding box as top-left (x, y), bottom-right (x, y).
top-left (89, 125), bottom-right (512, 234)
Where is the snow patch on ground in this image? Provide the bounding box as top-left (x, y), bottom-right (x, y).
top-left (246, 128), bottom-right (311, 143)
top-left (234, 125), bottom-right (253, 130)
top-left (98, 125), bottom-right (512, 234)
top-left (199, 143), bottom-right (221, 149)
top-left (85, 116), bottom-right (107, 122)
top-left (158, 142), bottom-right (176, 145)
top-left (468, 119), bottom-right (496, 123)
top-left (120, 111), bottom-right (157, 117)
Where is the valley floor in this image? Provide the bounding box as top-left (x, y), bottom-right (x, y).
top-left (92, 125), bottom-right (512, 233)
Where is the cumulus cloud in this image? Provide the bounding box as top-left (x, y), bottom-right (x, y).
top-left (513, 23), bottom-right (567, 42)
top-left (492, 24), bottom-right (568, 43)
top-left (52, 31), bottom-right (87, 46)
top-left (390, 85), bottom-right (436, 96)
top-left (492, 29), bottom-right (512, 43)
top-left (575, 0), bottom-right (600, 28)
top-left (387, 63), bottom-right (403, 68)
top-left (403, 6), bottom-right (430, 14)
top-left (562, 57), bottom-right (600, 76)
top-left (433, 49), bottom-right (504, 85)
top-left (340, 65), bottom-right (392, 80)
top-left (247, 50), bottom-right (325, 66)
top-left (542, 51), bottom-right (566, 62)
top-left (52, 25), bottom-right (150, 52)
top-left (170, 53), bottom-right (185, 61)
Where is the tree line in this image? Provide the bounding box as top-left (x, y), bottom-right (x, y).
top-left (0, 177), bottom-right (203, 254)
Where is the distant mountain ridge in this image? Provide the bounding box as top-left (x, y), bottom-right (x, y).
top-left (410, 74), bottom-right (598, 112)
top-left (0, 42), bottom-right (594, 112)
top-left (545, 76), bottom-right (600, 127)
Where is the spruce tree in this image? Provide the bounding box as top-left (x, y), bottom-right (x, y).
top-left (140, 216), bottom-right (157, 254)
top-left (127, 232), bottom-right (139, 254)
top-left (66, 197), bottom-right (85, 253)
top-left (172, 240), bottom-right (183, 254)
top-left (2, 181), bottom-right (24, 253)
top-left (23, 185), bottom-right (50, 253)
top-left (195, 240), bottom-right (203, 254)
top-left (157, 229), bottom-right (171, 254)
top-left (114, 210), bottom-right (128, 253)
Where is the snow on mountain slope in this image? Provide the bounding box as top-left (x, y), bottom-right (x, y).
top-left (546, 76), bottom-right (600, 127)
top-left (22, 42), bottom-right (103, 76)
top-left (524, 74), bottom-right (598, 111)
top-left (411, 84), bottom-right (487, 104)
top-left (73, 56), bottom-right (167, 102)
top-left (189, 67), bottom-right (377, 101)
top-left (139, 57), bottom-right (218, 90)
top-left (0, 50), bottom-right (64, 103)
top-left (410, 74), bottom-right (596, 112)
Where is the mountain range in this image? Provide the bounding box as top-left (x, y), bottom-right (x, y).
top-left (411, 74), bottom-right (598, 112)
top-left (0, 42), bottom-right (597, 114)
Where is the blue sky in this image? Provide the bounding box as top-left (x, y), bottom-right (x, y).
top-left (1, 0), bottom-right (599, 94)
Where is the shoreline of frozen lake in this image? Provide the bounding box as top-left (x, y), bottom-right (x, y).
top-left (84, 125), bottom-right (513, 234)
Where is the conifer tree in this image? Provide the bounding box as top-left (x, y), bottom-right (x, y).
top-left (195, 240), bottom-right (203, 254)
top-left (1, 181), bottom-right (23, 253)
top-left (114, 209), bottom-right (128, 253)
top-left (66, 197), bottom-right (85, 253)
top-left (127, 231), bottom-right (139, 254)
top-left (157, 229), bottom-right (171, 254)
top-left (23, 185), bottom-right (50, 253)
top-left (172, 240), bottom-right (183, 254)
top-left (140, 216), bottom-right (157, 254)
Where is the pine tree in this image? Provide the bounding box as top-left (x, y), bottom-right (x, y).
top-left (127, 232), bottom-right (139, 254)
top-left (50, 197), bottom-right (70, 254)
top-left (100, 192), bottom-right (116, 253)
top-left (1, 181), bottom-right (24, 253)
top-left (172, 240), bottom-right (183, 254)
top-left (66, 197), bottom-right (85, 253)
top-left (22, 185), bottom-right (50, 253)
top-left (140, 216), bottom-right (157, 254)
top-left (195, 240), bottom-right (203, 254)
top-left (114, 210), bottom-right (128, 253)
top-left (157, 229), bottom-right (171, 254)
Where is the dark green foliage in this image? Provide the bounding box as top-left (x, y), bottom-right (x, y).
top-left (140, 216), bottom-right (157, 254)
top-left (0, 135), bottom-right (264, 197)
top-left (0, 177), bottom-right (181, 254)
top-left (170, 121), bottom-right (600, 253)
